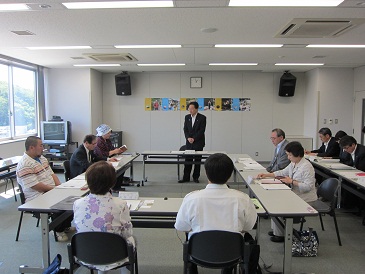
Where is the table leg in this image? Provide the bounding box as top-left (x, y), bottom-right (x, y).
top-left (177, 156), bottom-right (181, 181)
top-left (255, 216), bottom-right (261, 245)
top-left (283, 218), bottom-right (293, 274)
top-left (18, 213), bottom-right (50, 273)
top-left (337, 177), bottom-right (342, 208)
top-left (143, 155), bottom-right (146, 183)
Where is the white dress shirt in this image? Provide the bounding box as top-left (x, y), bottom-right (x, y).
top-left (175, 184), bottom-right (257, 239)
top-left (274, 157), bottom-right (317, 202)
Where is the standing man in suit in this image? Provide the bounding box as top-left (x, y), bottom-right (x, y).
top-left (266, 128), bottom-right (290, 172)
top-left (179, 102), bottom-right (206, 183)
top-left (339, 136), bottom-right (365, 172)
top-left (306, 127), bottom-right (340, 157)
top-left (70, 134), bottom-right (112, 179)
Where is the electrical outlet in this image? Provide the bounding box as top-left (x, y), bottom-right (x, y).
top-left (335, 119), bottom-right (338, 124)
top-left (324, 119), bottom-right (327, 124)
top-left (329, 119), bottom-right (333, 124)
top-left (255, 152), bottom-right (258, 156)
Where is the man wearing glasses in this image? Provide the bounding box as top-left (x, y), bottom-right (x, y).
top-left (266, 128), bottom-right (290, 172)
top-left (339, 135), bottom-right (365, 172)
top-left (306, 127), bottom-right (340, 157)
top-left (70, 134), bottom-right (116, 179)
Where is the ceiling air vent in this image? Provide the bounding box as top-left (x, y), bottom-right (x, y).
top-left (85, 53), bottom-right (138, 62)
top-left (276, 18), bottom-right (365, 38)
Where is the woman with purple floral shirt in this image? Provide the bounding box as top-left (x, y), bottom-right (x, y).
top-left (73, 161), bottom-right (135, 248)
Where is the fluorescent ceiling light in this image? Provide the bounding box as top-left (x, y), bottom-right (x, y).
top-left (137, 63), bottom-right (185, 66)
top-left (0, 4), bottom-right (29, 11)
top-left (63, 1), bottom-right (173, 9)
top-left (209, 63), bottom-right (258, 66)
top-left (307, 45), bottom-right (365, 48)
top-left (74, 64), bottom-right (121, 67)
top-left (27, 46), bottom-right (91, 50)
top-left (115, 45), bottom-right (181, 49)
top-left (275, 63), bottom-right (324, 66)
top-left (229, 0), bottom-right (343, 7)
top-left (215, 44), bottom-right (283, 48)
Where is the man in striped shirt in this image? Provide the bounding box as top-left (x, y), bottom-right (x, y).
top-left (16, 136), bottom-right (73, 242)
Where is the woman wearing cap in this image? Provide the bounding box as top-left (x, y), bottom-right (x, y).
top-left (94, 124), bottom-right (127, 191)
top-left (94, 124), bottom-right (127, 158)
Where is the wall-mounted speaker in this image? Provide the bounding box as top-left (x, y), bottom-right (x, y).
top-left (279, 72), bottom-right (296, 97)
top-left (115, 73), bottom-right (131, 96)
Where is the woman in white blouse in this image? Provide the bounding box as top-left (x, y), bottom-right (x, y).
top-left (257, 141), bottom-right (317, 242)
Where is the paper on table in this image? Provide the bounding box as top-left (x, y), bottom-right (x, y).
top-left (119, 192), bottom-right (139, 200)
top-left (318, 158), bottom-right (340, 163)
top-left (170, 151), bottom-right (185, 154)
top-left (260, 183), bottom-right (290, 190)
top-left (325, 163), bottom-right (355, 170)
top-left (242, 163), bottom-right (264, 170)
top-left (125, 200), bottom-right (142, 211)
top-left (184, 150), bottom-right (196, 154)
top-left (57, 180), bottom-right (87, 189)
top-left (259, 178), bottom-right (283, 184)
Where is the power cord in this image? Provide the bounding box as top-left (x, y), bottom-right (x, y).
top-left (259, 256), bottom-right (282, 274)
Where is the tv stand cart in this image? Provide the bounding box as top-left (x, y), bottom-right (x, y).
top-left (43, 142), bottom-right (78, 170)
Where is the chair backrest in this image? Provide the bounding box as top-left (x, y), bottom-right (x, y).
top-left (69, 232), bottom-right (130, 265)
top-left (17, 183), bottom-right (26, 205)
top-left (317, 178), bottom-right (340, 209)
top-left (186, 230), bottom-right (244, 268)
top-left (63, 160), bottom-right (71, 181)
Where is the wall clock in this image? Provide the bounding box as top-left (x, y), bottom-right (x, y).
top-left (190, 77), bottom-right (202, 88)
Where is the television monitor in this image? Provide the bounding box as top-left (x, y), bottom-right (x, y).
top-left (41, 121), bottom-right (71, 144)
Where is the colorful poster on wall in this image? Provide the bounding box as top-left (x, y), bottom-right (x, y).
top-left (151, 98), bottom-right (162, 111)
top-left (181, 98), bottom-right (198, 111)
top-left (221, 98), bottom-right (232, 111)
top-left (231, 98), bottom-right (240, 111)
top-left (240, 98), bottom-right (251, 111)
top-left (214, 98), bottom-right (222, 111)
top-left (197, 98), bottom-right (204, 111)
top-left (145, 98), bottom-right (152, 111)
top-left (145, 97), bottom-right (251, 111)
top-left (161, 98), bottom-right (180, 111)
top-left (180, 98), bottom-right (187, 111)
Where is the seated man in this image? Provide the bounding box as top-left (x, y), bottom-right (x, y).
top-left (69, 134), bottom-right (116, 179)
top-left (175, 153), bottom-right (257, 274)
top-left (16, 136), bottom-right (74, 242)
top-left (339, 135), bottom-right (365, 172)
top-left (306, 127), bottom-right (340, 157)
top-left (266, 128), bottom-right (290, 172)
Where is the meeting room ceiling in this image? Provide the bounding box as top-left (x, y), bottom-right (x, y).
top-left (1, 0), bottom-right (365, 73)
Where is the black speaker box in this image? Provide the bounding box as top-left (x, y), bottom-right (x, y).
top-left (115, 73), bottom-right (131, 96)
top-left (279, 72), bottom-right (296, 97)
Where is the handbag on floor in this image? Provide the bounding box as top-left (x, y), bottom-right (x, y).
top-left (292, 228), bottom-right (319, 257)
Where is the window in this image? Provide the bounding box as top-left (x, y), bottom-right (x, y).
top-left (0, 61), bottom-right (38, 141)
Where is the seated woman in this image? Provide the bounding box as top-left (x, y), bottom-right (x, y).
top-left (94, 124), bottom-right (126, 158)
top-left (257, 141), bottom-right (317, 242)
top-left (73, 161), bottom-right (135, 270)
top-left (94, 124), bottom-right (128, 190)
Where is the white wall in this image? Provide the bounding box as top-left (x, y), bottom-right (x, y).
top-left (304, 68), bottom-right (354, 148)
top-left (90, 69), bottom-right (103, 134)
top-left (102, 71), bottom-right (308, 161)
top-left (46, 68), bottom-right (92, 145)
top-left (354, 66), bottom-right (365, 142)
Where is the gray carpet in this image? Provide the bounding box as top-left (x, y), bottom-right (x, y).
top-left (0, 162), bottom-right (365, 273)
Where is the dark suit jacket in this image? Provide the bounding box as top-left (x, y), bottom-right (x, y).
top-left (183, 112), bottom-right (206, 150)
top-left (340, 144), bottom-right (365, 172)
top-left (311, 137), bottom-right (340, 157)
top-left (70, 145), bottom-right (105, 179)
